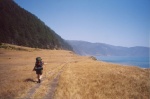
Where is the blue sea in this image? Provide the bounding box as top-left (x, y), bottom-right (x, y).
top-left (95, 56), bottom-right (149, 68)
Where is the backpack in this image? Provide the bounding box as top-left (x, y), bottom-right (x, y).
top-left (35, 57), bottom-right (43, 70)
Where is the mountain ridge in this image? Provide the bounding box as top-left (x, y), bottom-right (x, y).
top-left (0, 0), bottom-right (72, 50)
top-left (67, 40), bottom-right (149, 56)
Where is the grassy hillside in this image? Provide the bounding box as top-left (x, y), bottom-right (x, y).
top-left (0, 0), bottom-right (72, 50)
top-left (0, 44), bottom-right (149, 99)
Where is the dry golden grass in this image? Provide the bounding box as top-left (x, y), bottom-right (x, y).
top-left (0, 44), bottom-right (75, 99)
top-left (54, 59), bottom-right (150, 99)
top-left (0, 43), bottom-right (149, 99)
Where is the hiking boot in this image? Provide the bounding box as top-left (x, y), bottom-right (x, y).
top-left (38, 79), bottom-right (41, 83)
top-left (37, 79), bottom-right (40, 83)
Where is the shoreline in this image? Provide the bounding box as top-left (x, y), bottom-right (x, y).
top-left (94, 56), bottom-right (149, 69)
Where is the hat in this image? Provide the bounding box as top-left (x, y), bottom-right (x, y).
top-left (36, 57), bottom-right (42, 61)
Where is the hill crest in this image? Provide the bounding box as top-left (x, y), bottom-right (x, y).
top-left (0, 0), bottom-right (72, 50)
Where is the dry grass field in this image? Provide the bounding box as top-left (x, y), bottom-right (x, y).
top-left (0, 43), bottom-right (149, 99)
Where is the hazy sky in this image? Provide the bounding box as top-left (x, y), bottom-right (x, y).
top-left (15, 0), bottom-right (150, 47)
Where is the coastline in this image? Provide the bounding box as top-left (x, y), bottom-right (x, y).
top-left (0, 46), bottom-right (149, 98)
top-left (95, 55), bottom-right (149, 68)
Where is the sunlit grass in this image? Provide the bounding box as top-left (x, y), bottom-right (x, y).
top-left (0, 44), bottom-right (75, 98)
top-left (55, 60), bottom-right (150, 99)
top-left (0, 44), bottom-right (149, 99)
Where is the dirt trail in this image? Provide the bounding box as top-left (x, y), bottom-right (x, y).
top-left (23, 62), bottom-right (69, 99)
top-left (24, 59), bottom-right (91, 99)
top-left (1, 46), bottom-right (149, 99)
top-left (44, 63), bottom-right (67, 99)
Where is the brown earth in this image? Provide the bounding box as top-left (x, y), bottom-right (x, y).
top-left (0, 44), bottom-right (149, 99)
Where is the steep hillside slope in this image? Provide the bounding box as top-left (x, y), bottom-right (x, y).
top-left (0, 0), bottom-right (72, 50)
top-left (67, 40), bottom-right (149, 56)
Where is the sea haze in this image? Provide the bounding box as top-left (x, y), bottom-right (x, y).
top-left (67, 40), bottom-right (149, 57)
top-left (67, 40), bottom-right (149, 68)
top-left (95, 56), bottom-right (149, 68)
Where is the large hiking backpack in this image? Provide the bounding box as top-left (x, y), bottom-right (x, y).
top-left (35, 57), bottom-right (43, 70)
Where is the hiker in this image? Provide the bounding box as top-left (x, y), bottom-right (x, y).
top-left (33, 57), bottom-right (44, 83)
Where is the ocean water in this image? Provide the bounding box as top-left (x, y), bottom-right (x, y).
top-left (95, 56), bottom-right (149, 68)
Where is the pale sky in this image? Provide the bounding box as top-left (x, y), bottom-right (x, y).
top-left (15, 0), bottom-right (150, 47)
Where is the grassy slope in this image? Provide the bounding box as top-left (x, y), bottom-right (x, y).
top-left (0, 44), bottom-right (149, 99)
top-left (55, 60), bottom-right (150, 99)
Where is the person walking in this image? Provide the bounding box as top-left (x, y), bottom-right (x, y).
top-left (33, 57), bottom-right (44, 83)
